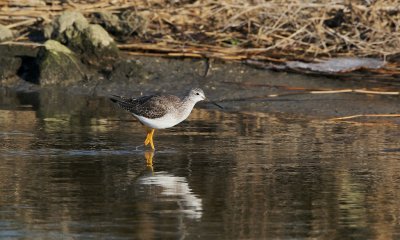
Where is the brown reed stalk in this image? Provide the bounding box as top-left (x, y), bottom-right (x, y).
top-left (0, 0), bottom-right (399, 63)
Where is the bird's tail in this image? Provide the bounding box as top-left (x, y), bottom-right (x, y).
top-left (109, 95), bottom-right (135, 112)
top-left (109, 95), bottom-right (124, 104)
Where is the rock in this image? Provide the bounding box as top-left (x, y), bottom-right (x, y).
top-left (44, 11), bottom-right (119, 69)
top-left (0, 43), bottom-right (39, 58)
top-left (0, 57), bottom-right (21, 80)
top-left (92, 12), bottom-right (122, 35)
top-left (85, 24), bottom-right (114, 48)
top-left (44, 11), bottom-right (89, 40)
top-left (92, 10), bottom-right (148, 40)
top-left (0, 25), bottom-right (14, 42)
top-left (37, 40), bottom-right (87, 86)
top-left (80, 24), bottom-right (119, 66)
top-left (0, 43), bottom-right (39, 84)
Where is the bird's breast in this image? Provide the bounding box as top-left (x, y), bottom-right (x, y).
top-left (132, 101), bottom-right (196, 129)
top-left (133, 113), bottom-right (183, 129)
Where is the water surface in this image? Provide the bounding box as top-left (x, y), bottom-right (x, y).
top-left (1, 89), bottom-right (400, 239)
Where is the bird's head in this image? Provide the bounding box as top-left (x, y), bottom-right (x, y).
top-left (188, 88), bottom-right (206, 102)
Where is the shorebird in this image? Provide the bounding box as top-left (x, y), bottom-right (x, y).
top-left (110, 88), bottom-right (222, 150)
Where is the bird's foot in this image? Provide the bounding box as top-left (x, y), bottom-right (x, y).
top-left (144, 129), bottom-right (155, 150)
top-left (144, 133), bottom-right (151, 145)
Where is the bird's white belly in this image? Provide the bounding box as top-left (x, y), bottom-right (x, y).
top-left (134, 113), bottom-right (185, 129)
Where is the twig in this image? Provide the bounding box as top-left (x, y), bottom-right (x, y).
top-left (331, 114), bottom-right (400, 121)
top-left (6, 18), bottom-right (38, 29)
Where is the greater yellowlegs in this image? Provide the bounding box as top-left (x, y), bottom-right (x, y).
top-left (110, 88), bottom-right (221, 150)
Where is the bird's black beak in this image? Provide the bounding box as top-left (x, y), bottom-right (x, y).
top-left (207, 99), bottom-right (223, 109)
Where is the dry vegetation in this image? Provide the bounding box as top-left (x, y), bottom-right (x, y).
top-left (1, 0), bottom-right (400, 62)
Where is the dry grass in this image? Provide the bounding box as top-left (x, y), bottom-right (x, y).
top-left (1, 0), bottom-right (400, 61)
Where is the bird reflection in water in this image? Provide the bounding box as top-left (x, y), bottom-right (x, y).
top-left (138, 151), bottom-right (203, 220)
top-left (144, 150), bottom-right (154, 172)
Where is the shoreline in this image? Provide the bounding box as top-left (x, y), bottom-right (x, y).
top-left (1, 1), bottom-right (400, 122)
top-left (1, 1), bottom-right (400, 88)
top-left (2, 55), bottom-right (400, 122)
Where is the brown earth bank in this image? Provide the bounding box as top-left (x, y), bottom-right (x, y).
top-left (1, 0), bottom-right (400, 86)
top-left (0, 0), bottom-right (400, 122)
top-left (2, 54), bottom-right (400, 123)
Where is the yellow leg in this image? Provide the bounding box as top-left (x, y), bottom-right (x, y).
top-left (144, 128), bottom-right (155, 150)
top-left (149, 129), bottom-right (155, 150)
top-left (144, 131), bottom-right (151, 145)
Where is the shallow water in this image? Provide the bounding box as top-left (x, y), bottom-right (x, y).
top-left (1, 89), bottom-right (400, 240)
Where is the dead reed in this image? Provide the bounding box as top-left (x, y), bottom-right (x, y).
top-left (1, 0), bottom-right (400, 61)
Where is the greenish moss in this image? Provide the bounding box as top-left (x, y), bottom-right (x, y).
top-left (44, 39), bottom-right (72, 53)
top-left (38, 40), bottom-right (86, 86)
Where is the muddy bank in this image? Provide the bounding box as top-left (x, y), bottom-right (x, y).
top-left (1, 1), bottom-right (400, 87)
top-left (0, 7), bottom-right (399, 120)
top-left (2, 55), bottom-right (400, 121)
top-left (0, 4), bottom-right (398, 118)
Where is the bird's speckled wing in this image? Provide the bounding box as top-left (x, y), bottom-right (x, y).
top-left (110, 94), bottom-right (180, 119)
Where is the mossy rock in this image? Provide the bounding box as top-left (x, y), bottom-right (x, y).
top-left (44, 11), bottom-right (119, 69)
top-left (80, 24), bottom-right (119, 67)
top-left (37, 40), bottom-right (86, 86)
top-left (43, 11), bottom-right (89, 40)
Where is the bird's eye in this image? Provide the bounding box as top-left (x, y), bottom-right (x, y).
top-left (196, 93), bottom-right (199, 95)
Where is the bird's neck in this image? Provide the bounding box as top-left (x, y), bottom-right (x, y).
top-left (178, 98), bottom-right (197, 120)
